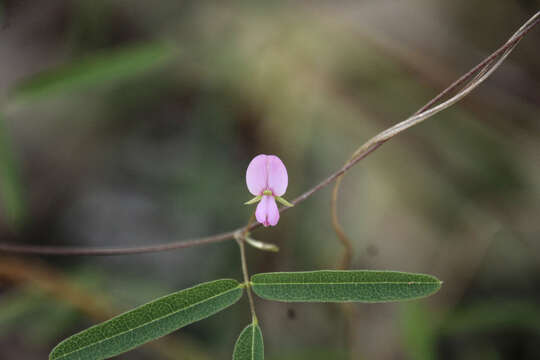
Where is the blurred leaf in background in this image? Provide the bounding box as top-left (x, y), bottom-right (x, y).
top-left (0, 112), bottom-right (25, 228)
top-left (9, 43), bottom-right (176, 105)
top-left (0, 287), bottom-right (79, 345)
top-left (400, 303), bottom-right (439, 360)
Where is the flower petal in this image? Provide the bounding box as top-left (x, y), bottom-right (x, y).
top-left (255, 195), bottom-right (269, 226)
top-left (246, 154), bottom-right (268, 196)
top-left (267, 155), bottom-right (288, 196)
top-left (255, 195), bottom-right (280, 227)
top-left (266, 196), bottom-right (280, 226)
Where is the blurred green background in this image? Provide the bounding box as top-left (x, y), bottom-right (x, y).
top-left (1, 1), bottom-right (539, 359)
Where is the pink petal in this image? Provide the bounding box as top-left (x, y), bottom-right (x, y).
top-left (266, 196), bottom-right (280, 226)
top-left (246, 154), bottom-right (268, 196)
top-left (255, 195), bottom-right (280, 227)
top-left (267, 155), bottom-right (288, 196)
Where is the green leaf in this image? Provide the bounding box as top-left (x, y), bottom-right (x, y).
top-left (233, 322), bottom-right (264, 360)
top-left (399, 303), bottom-right (438, 360)
top-left (441, 300), bottom-right (540, 334)
top-left (49, 279), bottom-right (243, 360)
top-left (10, 43), bottom-right (174, 104)
top-left (251, 270), bottom-right (442, 303)
top-left (0, 287), bottom-right (79, 344)
top-left (0, 113), bottom-right (25, 227)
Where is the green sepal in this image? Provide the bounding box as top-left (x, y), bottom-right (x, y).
top-left (276, 196), bottom-right (294, 207)
top-left (244, 196), bottom-right (262, 205)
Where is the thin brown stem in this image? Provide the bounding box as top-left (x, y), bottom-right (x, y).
top-left (0, 12), bottom-right (538, 257)
top-left (331, 175), bottom-right (352, 270)
top-left (243, 213), bottom-right (256, 238)
top-left (329, 11), bottom-right (539, 269)
top-left (0, 230), bottom-right (237, 256)
top-left (236, 236), bottom-right (257, 322)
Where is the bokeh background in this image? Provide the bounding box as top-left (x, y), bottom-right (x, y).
top-left (1, 1), bottom-right (539, 359)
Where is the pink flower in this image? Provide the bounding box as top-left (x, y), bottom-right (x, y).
top-left (245, 154), bottom-right (292, 227)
